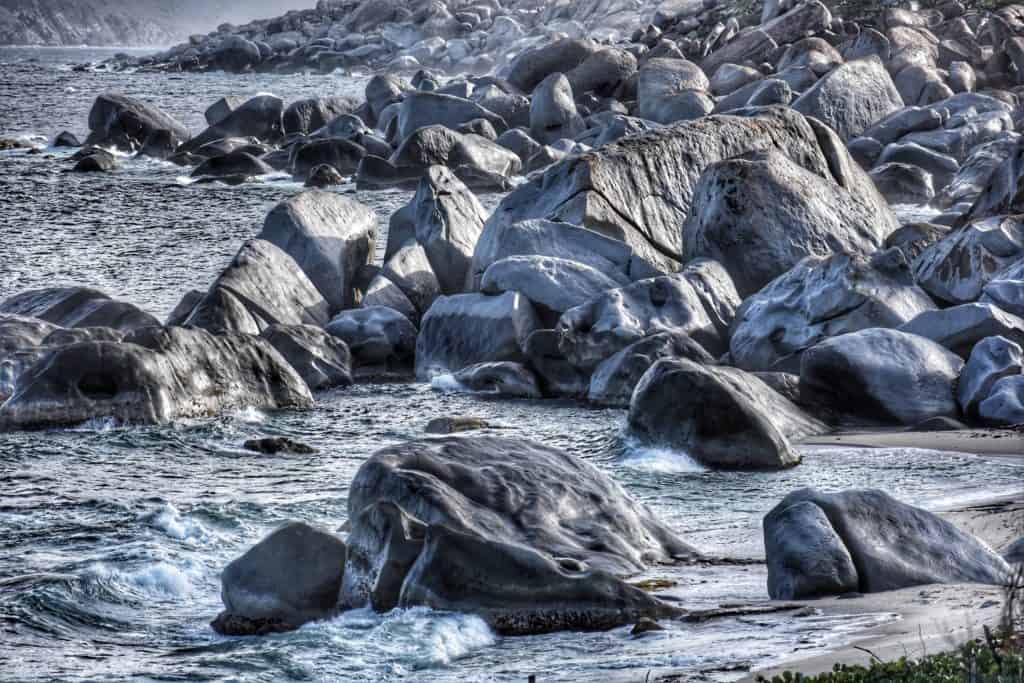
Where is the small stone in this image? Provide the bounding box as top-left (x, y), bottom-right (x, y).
top-left (243, 437), bottom-right (317, 454)
top-left (425, 416), bottom-right (494, 434)
top-left (631, 617), bottom-right (665, 635)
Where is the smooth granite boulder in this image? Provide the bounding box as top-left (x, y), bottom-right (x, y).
top-left (877, 141), bottom-right (958, 190)
top-left (933, 135), bottom-right (1020, 210)
top-left (557, 275), bottom-right (723, 370)
top-left (382, 240), bottom-right (442, 317)
top-left (361, 272), bottom-right (419, 324)
top-left (957, 336), bottom-right (1024, 419)
top-left (523, 329), bottom-right (590, 398)
top-left (283, 96), bottom-right (359, 136)
top-left (395, 92), bottom-right (506, 142)
top-left (899, 303), bottom-right (1024, 358)
top-left (952, 135), bottom-right (1024, 227)
top-left (260, 324), bottom-right (353, 391)
top-left (0, 287), bottom-right (160, 331)
top-left (186, 239), bottom-right (330, 335)
top-left (259, 191), bottom-right (377, 314)
top-left (588, 332), bottom-right (713, 407)
top-left (415, 292), bottom-right (540, 379)
top-left (342, 435), bottom-right (695, 632)
top-left (799, 328), bottom-right (964, 425)
top-left (530, 73), bottom-right (585, 145)
top-left (481, 256), bottom-right (623, 316)
top-left (507, 38), bottom-right (597, 93)
top-left (981, 276), bottom-right (1024, 318)
top-left (979, 375), bottom-right (1024, 426)
top-left (636, 58), bottom-right (710, 124)
top-left (869, 162), bottom-right (935, 204)
top-left (212, 522), bottom-right (347, 636)
top-left (214, 36), bottom-right (262, 73)
top-left (290, 138), bottom-right (367, 179)
top-left (446, 362), bottom-right (542, 398)
top-left (191, 150), bottom-right (274, 181)
top-left (480, 107), bottom-right (891, 274)
top-left (0, 326), bottom-right (313, 429)
top-left (764, 500), bottom-right (858, 600)
top-left (682, 149), bottom-right (897, 296)
top-left (84, 93), bottom-right (190, 153)
top-left (325, 306), bottom-right (418, 368)
top-left (182, 95), bottom-right (285, 151)
top-left (765, 488), bottom-right (1011, 599)
top-left (628, 358), bottom-right (827, 469)
top-left (791, 56), bottom-right (904, 141)
top-left (730, 252), bottom-right (936, 372)
top-left (379, 125), bottom-right (521, 190)
top-left (566, 48), bottom-right (637, 98)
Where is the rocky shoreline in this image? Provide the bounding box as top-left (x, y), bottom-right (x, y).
top-left (3, 0), bottom-right (1024, 672)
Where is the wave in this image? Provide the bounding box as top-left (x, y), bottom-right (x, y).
top-left (618, 437), bottom-right (707, 474)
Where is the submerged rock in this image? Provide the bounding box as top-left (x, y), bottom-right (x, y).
top-left (628, 359), bottom-right (827, 470)
top-left (765, 488), bottom-right (1011, 599)
top-left (448, 362), bottom-right (542, 398)
top-left (243, 437), bottom-right (317, 455)
top-left (212, 522), bottom-right (346, 635)
top-left (342, 436), bottom-right (694, 633)
top-left (0, 326), bottom-right (313, 430)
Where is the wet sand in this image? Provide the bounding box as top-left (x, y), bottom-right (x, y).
top-left (804, 428), bottom-right (1024, 461)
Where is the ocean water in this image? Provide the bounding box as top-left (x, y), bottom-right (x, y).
top-left (1, 47), bottom-right (1022, 683)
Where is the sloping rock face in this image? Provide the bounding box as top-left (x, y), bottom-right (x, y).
top-left (212, 522), bottom-right (347, 636)
top-left (799, 328), bottom-right (964, 425)
top-left (628, 358), bottom-right (828, 469)
top-left (765, 488), bottom-right (1011, 599)
top-left (587, 332), bottom-right (714, 407)
top-left (342, 436), bottom-right (695, 633)
top-left (259, 191), bottom-right (378, 314)
top-left (84, 94), bottom-right (190, 154)
top-left (729, 252), bottom-right (936, 373)
top-left (478, 107), bottom-right (886, 274)
top-left (791, 56), bottom-right (904, 141)
top-left (0, 326), bottom-right (313, 430)
top-left (260, 324), bottom-right (353, 391)
top-left (682, 150), bottom-right (897, 296)
top-left (0, 287), bottom-right (160, 331)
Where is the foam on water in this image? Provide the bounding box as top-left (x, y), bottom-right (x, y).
top-left (84, 560), bottom-right (201, 598)
top-left (232, 406), bottom-right (267, 424)
top-left (618, 439), bottom-right (707, 473)
top-left (430, 373), bottom-right (469, 393)
top-left (142, 503), bottom-right (210, 542)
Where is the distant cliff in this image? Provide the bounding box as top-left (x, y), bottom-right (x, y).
top-left (0, 0), bottom-right (311, 46)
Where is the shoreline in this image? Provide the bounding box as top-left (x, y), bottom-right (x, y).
top-left (803, 428), bottom-right (1024, 462)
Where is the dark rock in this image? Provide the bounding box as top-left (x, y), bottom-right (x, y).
top-left (325, 306), bottom-right (418, 368)
top-left (530, 73), bottom-right (584, 145)
top-left (507, 38), bottom-right (597, 93)
top-left (291, 137), bottom-right (366, 178)
top-left (424, 416), bottom-right (495, 434)
top-left (899, 303), bottom-right (1024, 358)
top-left (0, 287), bottom-right (159, 331)
top-left (588, 332), bottom-right (714, 407)
top-left (869, 162), bottom-right (935, 204)
top-left (284, 96), bottom-right (358, 136)
top-left (191, 150), bottom-right (273, 180)
top-left (447, 362), bottom-right (542, 398)
top-left (53, 131), bottom-right (80, 147)
top-left (84, 93), bottom-right (189, 153)
top-left (481, 255), bottom-right (623, 316)
top-left (305, 164), bottom-right (345, 187)
top-left (792, 56), bottom-right (904, 141)
top-left (260, 324), bottom-right (352, 391)
top-left (243, 437), bottom-right (318, 455)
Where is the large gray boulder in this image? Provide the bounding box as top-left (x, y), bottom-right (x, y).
top-left (730, 252), bottom-right (936, 372)
top-left (957, 336), bottom-right (1024, 419)
top-left (381, 240), bottom-right (442, 317)
top-left (395, 92), bottom-right (506, 142)
top-left (799, 328), bottom-right (964, 425)
top-left (214, 36), bottom-right (262, 73)
top-left (481, 256), bottom-right (623, 315)
top-left (529, 73), bottom-right (585, 145)
top-left (913, 216), bottom-right (1024, 305)
top-left (791, 56), bottom-right (904, 141)
top-left (933, 134), bottom-right (1020, 210)
top-left (566, 48), bottom-right (637, 98)
top-left (377, 125), bottom-right (521, 190)
top-left (415, 292), bottom-right (540, 379)
top-left (765, 488), bottom-right (1011, 599)
top-left (0, 326), bottom-right (313, 430)
top-left (186, 239), bottom-right (329, 335)
top-left (682, 149), bottom-right (898, 296)
top-left (636, 58), bottom-right (710, 124)
top-left (84, 93), bottom-right (190, 154)
top-left (628, 358), bottom-right (827, 469)
top-left (557, 275), bottom-right (724, 370)
top-left (259, 191), bottom-right (378, 314)
top-left (182, 95), bottom-right (285, 151)
top-left (260, 324), bottom-right (353, 392)
top-left (325, 306), bottom-right (418, 368)
top-left (979, 375), bottom-right (1024, 426)
top-left (899, 303), bottom-right (1024, 358)
top-left (588, 332), bottom-right (713, 407)
top-left (507, 38), bottom-right (597, 93)
top-left (948, 128), bottom-right (1024, 227)
top-left (479, 107), bottom-right (889, 273)
top-left (448, 362), bottom-right (542, 398)
top-left (290, 138), bottom-right (367, 179)
top-left (0, 287), bottom-right (160, 331)
top-left (212, 522), bottom-right (347, 636)
top-left (342, 435), bottom-right (694, 632)
top-left (283, 96), bottom-right (359, 136)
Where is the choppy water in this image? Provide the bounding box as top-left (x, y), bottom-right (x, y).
top-left (1, 47), bottom-right (1022, 683)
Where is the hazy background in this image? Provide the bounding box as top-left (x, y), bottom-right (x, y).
top-left (0, 0), bottom-right (313, 46)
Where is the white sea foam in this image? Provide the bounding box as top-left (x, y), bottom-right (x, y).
top-left (142, 503), bottom-right (209, 542)
top-left (232, 406), bottom-right (267, 423)
top-left (619, 440), bottom-right (706, 474)
top-left (85, 560), bottom-right (199, 597)
top-left (67, 416), bottom-right (122, 432)
top-left (430, 374), bottom-right (467, 393)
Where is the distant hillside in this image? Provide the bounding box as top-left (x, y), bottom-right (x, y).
top-left (0, 0), bottom-right (312, 46)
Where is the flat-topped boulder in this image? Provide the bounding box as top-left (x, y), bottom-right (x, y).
top-left (481, 255), bottom-right (624, 316)
top-left (628, 358), bottom-right (827, 469)
top-left (765, 488), bottom-right (1011, 599)
top-left (342, 435), bottom-right (694, 632)
top-left (0, 326), bottom-right (313, 430)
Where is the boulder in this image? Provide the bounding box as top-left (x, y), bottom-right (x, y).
top-left (0, 287), bottom-right (160, 331)
top-left (883, 222), bottom-right (949, 262)
top-left (415, 292), bottom-right (540, 379)
top-left (324, 306), bottom-right (418, 368)
top-left (530, 74), bottom-right (585, 145)
top-left (956, 336), bottom-right (1024, 419)
top-left (899, 303), bottom-right (1024, 358)
top-left (481, 256), bottom-right (623, 316)
top-left (342, 435), bottom-right (694, 632)
top-left (395, 92), bottom-right (506, 142)
top-left (764, 488), bottom-right (1011, 599)
top-left (682, 149), bottom-right (898, 296)
top-left (566, 48), bottom-right (637, 98)
top-left (185, 239), bottom-right (330, 335)
top-left (72, 149), bottom-right (119, 172)
top-left (861, 106), bottom-right (944, 147)
top-left (799, 328), bottom-right (964, 425)
top-left (84, 93), bottom-right (190, 153)
top-left (953, 137), bottom-right (1024, 227)
top-left (628, 358), bottom-right (827, 469)
top-left (447, 362), bottom-right (542, 398)
top-left (507, 38), bottom-right (597, 92)
top-left (284, 96), bottom-right (359, 135)
top-left (979, 375), bottom-right (1024, 426)
top-left (305, 164), bottom-right (345, 188)
top-left (709, 63), bottom-right (762, 97)
top-left (0, 326), bottom-right (313, 429)
top-left (212, 522), bottom-right (347, 635)
top-left (557, 275), bottom-right (724, 370)
top-left (191, 150), bottom-right (273, 181)
top-left (480, 107), bottom-right (890, 274)
top-left (869, 162), bottom-right (935, 204)
top-left (933, 135), bottom-right (1020, 210)
top-left (214, 36), bottom-right (262, 73)
top-left (381, 125), bottom-right (521, 190)
top-left (702, 2), bottom-right (832, 76)
top-left (792, 56), bottom-right (904, 141)
top-left (382, 240), bottom-right (441, 315)
top-left (259, 191), bottom-right (377, 314)
top-left (877, 141), bottom-right (958, 190)
top-left (636, 58), bottom-right (710, 124)
top-left (291, 138), bottom-right (367, 179)
top-left (588, 332), bottom-right (713, 407)
top-left (730, 252), bottom-right (936, 372)
top-left (260, 324), bottom-right (353, 391)
top-left (182, 95), bottom-right (285, 152)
